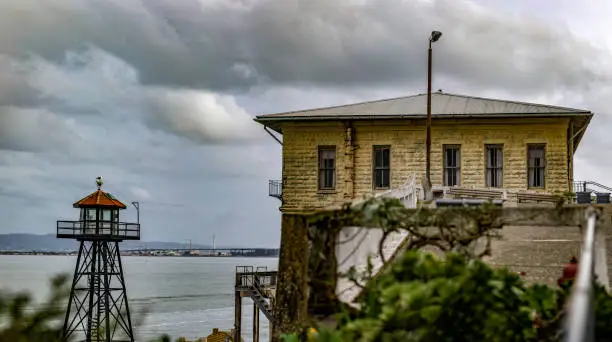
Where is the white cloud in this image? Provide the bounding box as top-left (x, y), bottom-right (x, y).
top-left (1, 46), bottom-right (265, 149)
top-left (0, 106), bottom-right (87, 153)
top-left (129, 186), bottom-right (151, 201)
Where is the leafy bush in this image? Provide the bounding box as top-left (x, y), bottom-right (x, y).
top-left (0, 274), bottom-right (67, 342)
top-left (283, 251), bottom-right (612, 342)
top-left (0, 274), bottom-right (222, 342)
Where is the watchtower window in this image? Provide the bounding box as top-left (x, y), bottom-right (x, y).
top-left (85, 208), bottom-right (97, 221)
top-left (102, 209), bottom-right (112, 222)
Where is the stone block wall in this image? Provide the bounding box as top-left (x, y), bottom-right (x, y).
top-left (280, 117), bottom-right (571, 213)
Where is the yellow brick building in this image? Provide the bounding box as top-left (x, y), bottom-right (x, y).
top-left (256, 92), bottom-right (592, 213)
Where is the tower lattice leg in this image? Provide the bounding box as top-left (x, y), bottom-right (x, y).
top-left (63, 241), bottom-right (135, 342)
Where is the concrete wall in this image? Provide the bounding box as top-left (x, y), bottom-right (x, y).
top-left (487, 222), bottom-right (612, 288)
top-left (280, 118), bottom-right (571, 212)
top-left (486, 225), bottom-right (583, 286)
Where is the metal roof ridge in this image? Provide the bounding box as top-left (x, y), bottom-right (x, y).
top-left (254, 92), bottom-right (592, 119)
top-left (436, 92), bottom-right (591, 113)
top-left (255, 93), bottom-right (426, 118)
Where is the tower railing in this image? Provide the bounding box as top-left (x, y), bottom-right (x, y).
top-left (57, 220), bottom-right (140, 240)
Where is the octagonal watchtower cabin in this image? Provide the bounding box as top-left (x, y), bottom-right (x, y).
top-left (56, 177), bottom-right (140, 241)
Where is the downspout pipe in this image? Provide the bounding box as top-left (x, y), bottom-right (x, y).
top-left (264, 126), bottom-right (283, 146)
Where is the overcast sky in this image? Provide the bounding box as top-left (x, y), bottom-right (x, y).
top-left (1, 0), bottom-right (612, 247)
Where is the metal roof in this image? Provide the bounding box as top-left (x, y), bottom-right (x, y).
top-left (73, 190), bottom-right (127, 209)
top-left (255, 92), bottom-right (591, 121)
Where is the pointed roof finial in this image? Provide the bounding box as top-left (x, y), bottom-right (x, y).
top-left (96, 176), bottom-right (103, 190)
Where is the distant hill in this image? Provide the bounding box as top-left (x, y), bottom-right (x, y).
top-left (0, 234), bottom-right (213, 252)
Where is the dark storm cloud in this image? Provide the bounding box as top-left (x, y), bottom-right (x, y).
top-left (1, 0), bottom-right (611, 246)
top-left (1, 0), bottom-right (607, 96)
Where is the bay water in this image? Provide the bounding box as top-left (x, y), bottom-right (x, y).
top-left (0, 255), bottom-right (278, 341)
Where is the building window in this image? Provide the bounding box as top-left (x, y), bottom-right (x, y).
top-left (528, 144), bottom-right (546, 188)
top-left (443, 145), bottom-right (461, 186)
top-left (318, 147), bottom-right (336, 190)
top-left (373, 146), bottom-right (391, 189)
top-left (485, 144), bottom-right (503, 188)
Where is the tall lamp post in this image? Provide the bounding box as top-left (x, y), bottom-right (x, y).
top-left (425, 30), bottom-right (443, 200)
top-left (131, 201), bottom-right (140, 224)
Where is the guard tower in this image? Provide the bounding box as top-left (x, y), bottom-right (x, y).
top-left (56, 177), bottom-right (140, 342)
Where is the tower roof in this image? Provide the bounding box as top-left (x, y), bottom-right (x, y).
top-left (73, 177), bottom-right (127, 209)
top-left (73, 190), bottom-right (127, 209)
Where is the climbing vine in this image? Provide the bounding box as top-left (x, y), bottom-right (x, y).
top-left (282, 196), bottom-right (612, 342)
top-left (306, 196), bottom-right (507, 299)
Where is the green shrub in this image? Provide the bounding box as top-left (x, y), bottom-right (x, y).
top-left (283, 251), bottom-right (612, 342)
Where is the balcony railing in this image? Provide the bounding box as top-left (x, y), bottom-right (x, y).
top-left (57, 220), bottom-right (140, 241)
top-left (269, 180), bottom-right (282, 200)
top-left (573, 181), bottom-right (612, 204)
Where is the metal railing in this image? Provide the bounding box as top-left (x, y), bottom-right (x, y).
top-left (268, 180), bottom-right (282, 200)
top-left (563, 210), bottom-right (598, 342)
top-left (573, 181), bottom-right (612, 194)
top-left (235, 266), bottom-right (278, 289)
top-left (56, 220), bottom-right (140, 240)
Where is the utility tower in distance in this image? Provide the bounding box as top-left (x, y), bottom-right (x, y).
top-left (56, 177), bottom-right (141, 342)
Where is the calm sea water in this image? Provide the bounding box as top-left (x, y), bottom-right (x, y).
top-left (0, 255), bottom-right (278, 342)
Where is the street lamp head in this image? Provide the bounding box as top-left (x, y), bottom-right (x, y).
top-left (430, 31), bottom-right (443, 43)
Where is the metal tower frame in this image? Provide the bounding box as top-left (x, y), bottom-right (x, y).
top-left (57, 177), bottom-right (140, 342)
top-left (63, 241), bottom-right (134, 342)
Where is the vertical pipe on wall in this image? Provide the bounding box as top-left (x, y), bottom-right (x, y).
top-left (568, 121), bottom-right (574, 193)
top-left (344, 122), bottom-right (356, 200)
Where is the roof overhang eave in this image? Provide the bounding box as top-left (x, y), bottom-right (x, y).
top-left (572, 113), bottom-right (594, 150)
top-left (254, 111), bottom-right (593, 123)
top-left (253, 117), bottom-right (283, 134)
top-left (72, 203), bottom-right (128, 209)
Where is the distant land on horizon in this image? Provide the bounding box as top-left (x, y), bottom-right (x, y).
top-left (0, 233), bottom-right (265, 252)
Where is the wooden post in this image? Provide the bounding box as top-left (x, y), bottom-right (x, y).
top-left (234, 290), bottom-right (242, 341)
top-left (271, 214), bottom-right (310, 342)
top-left (253, 302), bottom-right (260, 342)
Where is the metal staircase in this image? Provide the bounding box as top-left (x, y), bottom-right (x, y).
top-left (249, 275), bottom-right (274, 321)
top-left (90, 274), bottom-right (102, 341)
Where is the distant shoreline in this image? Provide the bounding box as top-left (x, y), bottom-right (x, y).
top-left (0, 251), bottom-right (279, 257)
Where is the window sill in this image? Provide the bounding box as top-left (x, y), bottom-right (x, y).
top-left (374, 187), bottom-right (391, 191)
top-left (317, 189), bottom-right (337, 195)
